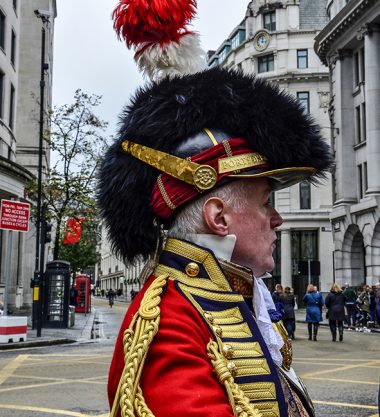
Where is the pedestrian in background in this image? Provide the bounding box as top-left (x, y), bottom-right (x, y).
top-left (358, 285), bottom-right (372, 327)
top-left (272, 283), bottom-right (284, 314)
top-left (303, 284), bottom-right (324, 341)
top-left (343, 283), bottom-right (357, 329)
top-left (280, 287), bottom-right (296, 339)
top-left (369, 287), bottom-right (376, 323)
top-left (375, 282), bottom-right (380, 327)
top-left (325, 283), bottom-right (346, 342)
top-left (272, 283), bottom-right (283, 303)
top-left (69, 285), bottom-right (78, 307)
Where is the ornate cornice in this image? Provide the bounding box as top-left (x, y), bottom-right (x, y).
top-left (315, 0), bottom-right (378, 65)
top-left (0, 155), bottom-right (34, 184)
top-left (265, 72), bottom-right (329, 83)
top-left (357, 22), bottom-right (380, 40)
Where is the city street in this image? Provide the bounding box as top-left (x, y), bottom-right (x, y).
top-left (0, 298), bottom-right (379, 417)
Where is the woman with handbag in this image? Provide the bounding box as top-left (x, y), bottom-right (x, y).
top-left (325, 283), bottom-right (346, 341)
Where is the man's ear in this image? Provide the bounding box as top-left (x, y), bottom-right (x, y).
top-left (203, 197), bottom-right (229, 236)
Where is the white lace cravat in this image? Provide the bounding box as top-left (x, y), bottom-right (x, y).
top-left (253, 274), bottom-right (284, 366)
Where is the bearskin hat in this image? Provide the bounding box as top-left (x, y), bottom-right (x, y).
top-left (97, 67), bottom-right (333, 263)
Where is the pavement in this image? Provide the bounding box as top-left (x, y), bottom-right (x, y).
top-left (0, 298), bottom-right (377, 351)
top-left (0, 308), bottom-right (96, 350)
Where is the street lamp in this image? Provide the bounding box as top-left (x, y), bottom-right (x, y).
top-left (32, 9), bottom-right (51, 337)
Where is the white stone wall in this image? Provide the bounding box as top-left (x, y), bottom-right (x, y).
top-left (96, 221), bottom-right (144, 299)
top-left (0, 0), bottom-right (56, 313)
top-left (316, 1), bottom-right (380, 287)
top-left (212, 1), bottom-right (334, 294)
top-left (16, 0), bottom-right (55, 174)
top-left (0, 1), bottom-right (19, 161)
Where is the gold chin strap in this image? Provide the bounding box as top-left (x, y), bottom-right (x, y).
top-left (203, 127), bottom-right (218, 145)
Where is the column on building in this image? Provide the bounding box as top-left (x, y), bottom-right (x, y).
top-left (364, 24), bottom-right (380, 194)
top-left (332, 50), bottom-right (356, 203)
top-left (280, 229), bottom-right (292, 289)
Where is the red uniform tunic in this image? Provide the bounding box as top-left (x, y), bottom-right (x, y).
top-left (108, 276), bottom-right (235, 417)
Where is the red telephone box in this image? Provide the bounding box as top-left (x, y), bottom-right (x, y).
top-left (75, 274), bottom-right (91, 313)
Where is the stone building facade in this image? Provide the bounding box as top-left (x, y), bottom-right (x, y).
top-left (208, 0), bottom-right (334, 295)
top-left (315, 0), bottom-right (380, 287)
top-left (0, 0), bottom-right (56, 313)
top-left (96, 222), bottom-right (143, 300)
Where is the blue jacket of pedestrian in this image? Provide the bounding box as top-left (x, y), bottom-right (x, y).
top-left (303, 288), bottom-right (324, 323)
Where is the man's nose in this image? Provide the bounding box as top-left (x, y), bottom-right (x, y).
top-left (271, 208), bottom-right (283, 228)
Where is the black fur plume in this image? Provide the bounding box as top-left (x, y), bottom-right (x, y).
top-left (97, 67), bottom-right (333, 262)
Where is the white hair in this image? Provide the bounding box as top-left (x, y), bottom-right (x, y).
top-left (167, 180), bottom-right (256, 239)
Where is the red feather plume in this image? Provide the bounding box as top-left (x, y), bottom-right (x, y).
top-left (113, 0), bottom-right (197, 49)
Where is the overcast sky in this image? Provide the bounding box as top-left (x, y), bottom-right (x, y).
top-left (52, 1), bottom-right (248, 136)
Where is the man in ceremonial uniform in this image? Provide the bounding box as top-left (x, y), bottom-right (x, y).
top-left (98, 2), bottom-right (333, 417)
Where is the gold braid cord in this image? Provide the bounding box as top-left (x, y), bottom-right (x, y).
top-left (110, 274), bottom-right (168, 417)
top-left (207, 340), bottom-right (263, 417)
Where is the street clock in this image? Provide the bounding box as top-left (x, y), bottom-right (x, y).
top-left (254, 31), bottom-right (270, 52)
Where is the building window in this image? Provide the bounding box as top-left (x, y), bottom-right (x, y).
top-left (0, 72), bottom-right (3, 118)
top-left (209, 57), bottom-right (219, 67)
top-left (231, 30), bottom-right (246, 50)
top-left (354, 51), bottom-right (359, 85)
top-left (297, 92), bottom-right (310, 114)
top-left (355, 103), bottom-right (366, 143)
top-left (361, 102), bottom-right (366, 141)
top-left (13, 0), bottom-right (17, 13)
top-left (263, 11), bottom-right (276, 32)
top-left (358, 164), bottom-right (363, 199)
top-left (354, 48), bottom-right (365, 86)
top-left (11, 30), bottom-right (16, 66)
top-left (232, 32), bottom-right (240, 50)
top-left (258, 54), bottom-right (274, 73)
top-left (219, 48), bottom-right (227, 63)
top-left (300, 181), bottom-right (311, 209)
top-left (0, 11), bottom-right (5, 50)
top-left (291, 229), bottom-right (319, 292)
top-left (355, 105), bottom-right (361, 142)
top-left (358, 163), bottom-right (368, 199)
top-left (297, 49), bottom-right (308, 69)
top-left (9, 83), bottom-right (15, 129)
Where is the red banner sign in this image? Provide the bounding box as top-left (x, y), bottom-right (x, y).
top-left (0, 200), bottom-right (30, 232)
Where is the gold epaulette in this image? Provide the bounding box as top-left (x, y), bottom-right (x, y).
top-left (110, 274), bottom-right (168, 417)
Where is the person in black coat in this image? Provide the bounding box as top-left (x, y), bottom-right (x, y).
top-left (325, 283), bottom-right (346, 342)
top-left (279, 287), bottom-right (296, 339)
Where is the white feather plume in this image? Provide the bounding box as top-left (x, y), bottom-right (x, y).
top-left (135, 33), bottom-right (207, 82)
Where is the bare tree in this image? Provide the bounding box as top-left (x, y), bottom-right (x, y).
top-left (43, 90), bottom-right (109, 259)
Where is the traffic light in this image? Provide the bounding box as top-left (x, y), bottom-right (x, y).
top-left (42, 219), bottom-right (52, 244)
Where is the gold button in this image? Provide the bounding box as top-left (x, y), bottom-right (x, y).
top-left (185, 262), bottom-right (200, 277)
top-left (204, 312), bottom-right (214, 323)
top-left (222, 344), bottom-right (234, 359)
top-left (227, 361), bottom-right (237, 377)
top-left (213, 325), bottom-right (223, 337)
